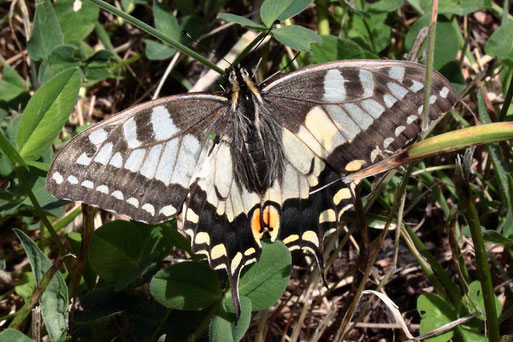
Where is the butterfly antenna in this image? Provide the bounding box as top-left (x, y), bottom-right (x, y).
top-left (234, 20), bottom-right (278, 68)
top-left (182, 31), bottom-right (233, 70)
top-left (261, 51), bottom-right (302, 84)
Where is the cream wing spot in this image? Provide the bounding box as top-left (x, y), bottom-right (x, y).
top-left (383, 137), bottom-right (394, 148)
top-left (387, 82), bottom-right (408, 100)
top-left (334, 187), bottom-right (351, 205)
top-left (323, 69), bottom-right (347, 102)
top-left (406, 115), bottom-right (418, 124)
top-left (302, 231), bottom-right (319, 247)
top-left (159, 205), bottom-right (176, 217)
top-left (395, 126), bottom-right (406, 137)
top-left (383, 94), bottom-right (397, 108)
top-left (88, 129), bottom-right (107, 145)
top-left (123, 117), bottom-right (142, 148)
top-left (125, 149), bottom-right (146, 172)
top-left (112, 190), bottom-right (124, 200)
top-left (409, 80), bottom-right (424, 92)
top-left (52, 172), bottom-right (64, 184)
top-left (76, 152), bottom-right (92, 166)
top-left (94, 143), bottom-right (113, 165)
top-left (283, 234), bottom-right (299, 245)
top-left (155, 140), bottom-right (178, 185)
top-left (440, 87), bottom-right (449, 98)
top-left (186, 209), bottom-right (199, 223)
top-left (231, 252), bottom-right (243, 274)
top-left (211, 244), bottom-right (227, 260)
top-left (127, 197), bottom-right (139, 208)
top-left (388, 66), bottom-right (405, 81)
top-left (109, 152), bottom-right (123, 168)
top-left (67, 175), bottom-right (78, 184)
top-left (142, 203), bottom-right (155, 216)
top-left (172, 135), bottom-right (200, 187)
top-left (345, 159), bottom-right (366, 172)
top-left (81, 180), bottom-right (94, 189)
top-left (418, 105), bottom-right (424, 114)
top-left (319, 209), bottom-right (336, 224)
top-left (96, 185), bottom-right (109, 194)
top-left (361, 99), bottom-right (385, 119)
top-left (151, 106), bottom-right (178, 140)
top-left (359, 69), bottom-right (374, 97)
top-left (429, 95), bottom-right (437, 104)
top-left (140, 145), bottom-right (162, 179)
top-left (195, 232), bottom-right (210, 245)
top-left (325, 105), bottom-right (360, 142)
top-left (304, 106), bottom-right (347, 154)
top-left (244, 248), bottom-right (256, 256)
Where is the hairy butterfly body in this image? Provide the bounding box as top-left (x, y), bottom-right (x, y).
top-left (46, 60), bottom-right (457, 316)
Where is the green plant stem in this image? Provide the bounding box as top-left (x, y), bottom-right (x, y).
top-left (422, 0), bottom-right (438, 131)
top-left (315, 0), bottom-right (330, 35)
top-left (88, 0), bottom-right (223, 74)
top-left (460, 179), bottom-right (500, 342)
top-left (53, 205), bottom-right (82, 231)
top-left (8, 256), bottom-right (67, 330)
top-left (499, 66), bottom-right (513, 121)
top-left (15, 167), bottom-right (79, 296)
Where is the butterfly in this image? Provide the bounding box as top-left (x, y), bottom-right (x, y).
top-left (46, 59), bottom-right (457, 316)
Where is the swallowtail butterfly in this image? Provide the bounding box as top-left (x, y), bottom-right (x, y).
top-left (46, 60), bottom-right (456, 315)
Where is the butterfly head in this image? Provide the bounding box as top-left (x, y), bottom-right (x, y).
top-left (227, 66), bottom-right (263, 111)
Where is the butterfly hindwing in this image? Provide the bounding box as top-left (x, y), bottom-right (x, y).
top-left (46, 94), bottom-right (228, 224)
top-left (263, 60), bottom-right (457, 174)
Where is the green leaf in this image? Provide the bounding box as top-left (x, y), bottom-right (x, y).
top-left (88, 221), bottom-right (173, 289)
top-left (14, 272), bottom-right (36, 303)
top-left (272, 25), bottom-right (321, 52)
top-left (465, 281), bottom-right (501, 321)
top-left (0, 130), bottom-right (27, 167)
top-left (218, 13), bottom-right (265, 29)
top-left (485, 20), bottom-right (513, 63)
top-left (347, 12), bottom-right (391, 53)
top-left (440, 0), bottom-right (491, 15)
top-left (237, 241), bottom-right (291, 311)
top-left (209, 296), bottom-right (251, 342)
top-left (0, 65), bottom-right (27, 102)
top-left (84, 50), bottom-right (114, 81)
top-left (39, 44), bottom-right (81, 83)
top-left (0, 328), bottom-right (34, 342)
top-left (153, 0), bottom-right (180, 38)
top-left (260, 0), bottom-right (313, 27)
top-left (418, 293), bottom-right (456, 341)
top-left (311, 35), bottom-right (375, 63)
top-left (143, 39), bottom-right (176, 61)
top-left (405, 15), bottom-right (460, 70)
top-left (13, 229), bottom-right (68, 342)
top-left (150, 262), bottom-right (221, 310)
top-left (16, 68), bottom-right (81, 161)
top-left (27, 0), bottom-right (64, 61)
top-left (366, 0), bottom-right (404, 13)
top-left (54, 0), bottom-right (99, 43)
top-left (481, 230), bottom-right (513, 244)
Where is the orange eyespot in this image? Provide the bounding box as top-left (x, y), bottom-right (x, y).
top-left (250, 208), bottom-right (263, 242)
top-left (263, 205), bottom-right (280, 241)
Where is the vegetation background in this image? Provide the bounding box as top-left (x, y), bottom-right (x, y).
top-left (0, 0), bottom-right (512, 341)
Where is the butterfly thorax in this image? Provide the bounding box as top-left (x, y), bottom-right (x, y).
top-left (228, 67), bottom-right (284, 195)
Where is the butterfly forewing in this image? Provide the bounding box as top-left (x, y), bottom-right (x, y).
top-left (46, 94), bottom-right (227, 224)
top-left (262, 60), bottom-right (457, 174)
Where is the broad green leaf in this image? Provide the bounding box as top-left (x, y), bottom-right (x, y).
top-left (120, 0), bottom-right (136, 13)
top-left (418, 293), bottom-right (456, 342)
top-left (39, 44), bottom-right (81, 83)
top-left (14, 272), bottom-right (36, 303)
top-left (405, 15), bottom-right (459, 70)
top-left (150, 262), bottom-right (221, 310)
top-left (54, 0), bottom-right (99, 43)
top-left (144, 39), bottom-right (176, 61)
top-left (347, 12), bottom-right (391, 53)
top-left (88, 221), bottom-right (173, 289)
top-left (153, 0), bottom-right (180, 38)
top-left (260, 0), bottom-right (313, 27)
top-left (237, 241), bottom-right (290, 311)
top-left (272, 25), bottom-right (321, 52)
top-left (464, 281), bottom-right (501, 322)
top-left (84, 50), bottom-right (114, 81)
top-left (0, 328), bottom-right (34, 342)
top-left (481, 230), bottom-right (513, 244)
top-left (218, 13), bottom-right (265, 29)
top-left (485, 21), bottom-right (513, 63)
top-left (13, 229), bottom-right (68, 342)
top-left (366, 0), bottom-right (404, 13)
top-left (209, 296), bottom-right (251, 342)
top-left (16, 68), bottom-right (81, 161)
top-left (27, 0), bottom-right (64, 61)
top-left (441, 0), bottom-right (491, 15)
top-left (311, 35), bottom-right (374, 63)
top-left (0, 65), bottom-right (26, 102)
top-left (0, 130), bottom-right (27, 167)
